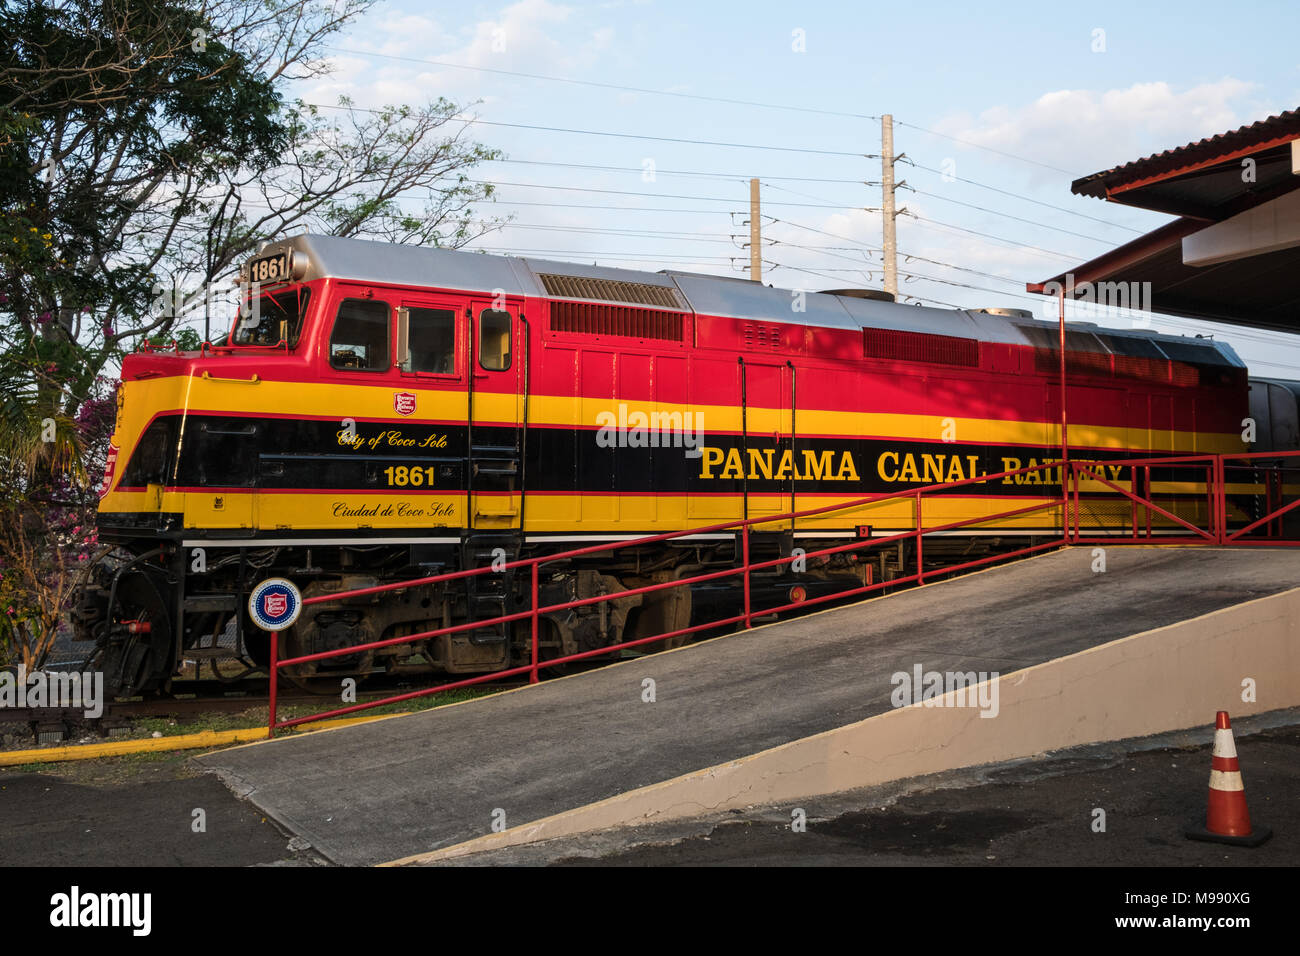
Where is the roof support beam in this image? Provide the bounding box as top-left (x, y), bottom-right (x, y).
top-left (1182, 189), bottom-right (1300, 267)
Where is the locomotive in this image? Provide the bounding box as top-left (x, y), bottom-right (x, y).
top-left (72, 233), bottom-right (1253, 696)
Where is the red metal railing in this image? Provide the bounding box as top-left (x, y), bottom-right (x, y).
top-left (1221, 450), bottom-right (1300, 546)
top-left (266, 459), bottom-right (1067, 735)
top-left (265, 449), bottom-right (1300, 736)
top-left (1067, 454), bottom-right (1221, 545)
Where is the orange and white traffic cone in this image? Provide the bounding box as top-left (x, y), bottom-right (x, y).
top-left (1185, 711), bottom-right (1271, 847)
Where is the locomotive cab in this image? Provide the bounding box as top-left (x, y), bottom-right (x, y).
top-left (80, 236), bottom-right (529, 695)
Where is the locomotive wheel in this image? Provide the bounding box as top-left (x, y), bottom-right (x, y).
top-left (93, 567), bottom-right (174, 698)
top-left (281, 625), bottom-right (375, 696)
top-left (522, 618), bottom-right (578, 678)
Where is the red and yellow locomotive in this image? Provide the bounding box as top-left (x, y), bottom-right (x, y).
top-left (74, 234), bottom-right (1250, 695)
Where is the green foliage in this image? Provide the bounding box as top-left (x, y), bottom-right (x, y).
top-left (0, 0), bottom-right (506, 664)
top-left (0, 0), bottom-right (290, 396)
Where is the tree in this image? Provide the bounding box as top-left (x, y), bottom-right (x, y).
top-left (0, 0), bottom-right (507, 665)
top-left (1, 0), bottom-right (506, 405)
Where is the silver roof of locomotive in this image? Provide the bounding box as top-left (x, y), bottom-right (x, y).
top-left (257, 233), bottom-right (1244, 366)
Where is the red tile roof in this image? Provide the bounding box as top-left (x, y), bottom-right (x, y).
top-left (1073, 108), bottom-right (1300, 199)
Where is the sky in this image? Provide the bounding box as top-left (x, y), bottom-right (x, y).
top-left (284, 0), bottom-right (1300, 376)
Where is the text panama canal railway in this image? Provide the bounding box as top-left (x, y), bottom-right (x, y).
top-left (71, 233), bottom-right (1286, 697)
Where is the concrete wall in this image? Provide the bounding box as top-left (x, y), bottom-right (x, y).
top-left (391, 584), bottom-right (1300, 865)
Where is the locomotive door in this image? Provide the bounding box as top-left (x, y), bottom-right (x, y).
top-left (467, 298), bottom-right (525, 530)
top-left (741, 359), bottom-right (794, 525)
top-left (393, 295), bottom-right (467, 528)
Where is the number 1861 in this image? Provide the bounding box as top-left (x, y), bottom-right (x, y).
top-left (383, 465), bottom-right (436, 487)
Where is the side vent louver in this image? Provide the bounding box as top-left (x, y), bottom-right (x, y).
top-left (549, 301), bottom-right (684, 341)
top-left (743, 323), bottom-right (782, 351)
top-left (538, 273), bottom-right (681, 309)
top-left (863, 328), bottom-right (979, 367)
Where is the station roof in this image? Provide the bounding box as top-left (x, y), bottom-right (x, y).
top-left (1029, 109), bottom-right (1300, 332)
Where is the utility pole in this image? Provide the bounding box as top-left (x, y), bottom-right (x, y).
top-left (749, 177), bottom-right (762, 283)
top-left (881, 114), bottom-right (898, 298)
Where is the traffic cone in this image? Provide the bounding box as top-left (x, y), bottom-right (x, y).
top-left (1185, 711), bottom-right (1271, 847)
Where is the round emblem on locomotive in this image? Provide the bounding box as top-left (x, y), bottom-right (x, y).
top-left (394, 391), bottom-right (417, 416)
top-left (248, 577), bottom-right (303, 631)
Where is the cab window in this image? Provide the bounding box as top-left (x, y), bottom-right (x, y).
top-left (330, 299), bottom-right (390, 371)
top-left (120, 417), bottom-right (177, 486)
top-left (406, 307), bottom-right (457, 375)
top-left (479, 309), bottom-right (511, 371)
top-left (233, 287), bottom-right (311, 347)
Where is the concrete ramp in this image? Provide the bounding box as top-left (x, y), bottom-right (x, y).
top-left (194, 547), bottom-right (1300, 865)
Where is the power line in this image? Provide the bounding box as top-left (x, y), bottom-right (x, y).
top-left (302, 100), bottom-right (1122, 262)
top-left (769, 172), bottom-right (1121, 246)
top-left (319, 49), bottom-right (1086, 190)
top-left (327, 47), bottom-right (882, 122)
top-left (898, 268), bottom-right (1046, 304)
top-left (908, 187), bottom-right (1114, 244)
top-left (765, 216), bottom-right (881, 249)
top-left (768, 240), bottom-right (878, 269)
top-left (897, 250), bottom-right (1023, 285)
top-left (303, 102), bottom-right (870, 157)
top-left (494, 158), bottom-right (865, 184)
top-left (469, 178), bottom-right (840, 206)
top-left (906, 160), bottom-right (1145, 234)
top-left (466, 245), bottom-right (742, 262)
top-left (497, 222), bottom-right (740, 242)
top-left (903, 213), bottom-right (1082, 261)
top-left (763, 180), bottom-right (867, 205)
top-left (903, 293), bottom-right (967, 309)
top-left (478, 200), bottom-right (742, 214)
top-left (894, 119), bottom-right (1079, 176)
top-left (765, 261), bottom-right (859, 286)
top-left (460, 118), bottom-right (870, 157)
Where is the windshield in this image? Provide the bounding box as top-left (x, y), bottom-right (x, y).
top-left (231, 287), bottom-right (312, 346)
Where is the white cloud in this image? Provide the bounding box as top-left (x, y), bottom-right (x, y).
top-left (933, 78), bottom-right (1267, 180)
top-left (299, 0), bottom-right (616, 109)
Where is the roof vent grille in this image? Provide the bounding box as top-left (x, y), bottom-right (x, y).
top-left (538, 273), bottom-right (681, 309)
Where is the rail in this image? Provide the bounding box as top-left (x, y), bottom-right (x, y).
top-left (265, 449), bottom-right (1300, 736)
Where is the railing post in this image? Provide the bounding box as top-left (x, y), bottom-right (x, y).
top-left (267, 630), bottom-right (278, 739)
top-left (914, 491), bottom-right (924, 584)
top-left (1216, 456), bottom-right (1227, 544)
top-left (741, 524), bottom-right (752, 628)
top-left (1129, 465), bottom-right (1138, 541)
top-left (1071, 464), bottom-right (1079, 541)
top-left (530, 562), bottom-right (540, 684)
top-left (1206, 462), bottom-right (1215, 541)
top-left (1144, 466), bottom-right (1152, 539)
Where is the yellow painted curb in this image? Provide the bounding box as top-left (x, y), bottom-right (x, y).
top-left (0, 712), bottom-right (409, 767)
